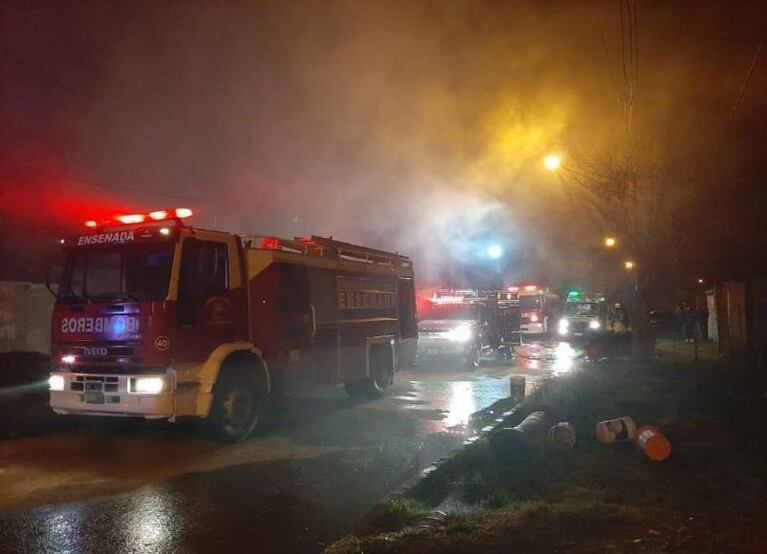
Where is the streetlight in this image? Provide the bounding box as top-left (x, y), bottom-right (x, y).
top-left (487, 244), bottom-right (503, 259)
top-left (624, 260), bottom-right (636, 270)
top-left (697, 278), bottom-right (704, 285)
top-left (543, 154), bottom-right (562, 172)
top-left (604, 236), bottom-right (617, 248)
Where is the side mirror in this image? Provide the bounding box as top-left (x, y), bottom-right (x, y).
top-left (45, 266), bottom-right (59, 297)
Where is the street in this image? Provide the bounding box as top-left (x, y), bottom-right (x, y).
top-left (0, 340), bottom-right (580, 553)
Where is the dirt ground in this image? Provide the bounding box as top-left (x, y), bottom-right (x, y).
top-left (329, 340), bottom-right (767, 553)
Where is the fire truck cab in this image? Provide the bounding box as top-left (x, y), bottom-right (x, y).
top-left (48, 208), bottom-right (417, 442)
top-left (508, 284), bottom-right (561, 336)
top-left (557, 291), bottom-right (608, 339)
top-left (416, 289), bottom-right (517, 368)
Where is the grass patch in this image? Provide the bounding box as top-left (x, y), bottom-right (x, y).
top-left (363, 496), bottom-right (427, 532)
top-left (334, 348), bottom-right (767, 552)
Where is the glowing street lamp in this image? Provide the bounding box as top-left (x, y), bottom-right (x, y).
top-left (487, 244), bottom-right (503, 259)
top-left (697, 278), bottom-right (704, 284)
top-left (543, 154), bottom-right (562, 172)
top-left (604, 236), bottom-right (617, 248)
top-left (624, 260), bottom-right (636, 270)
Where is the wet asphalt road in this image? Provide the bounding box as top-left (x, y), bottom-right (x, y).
top-left (0, 340), bottom-right (582, 553)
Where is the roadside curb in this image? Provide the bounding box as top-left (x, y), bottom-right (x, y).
top-left (362, 394), bottom-right (529, 529)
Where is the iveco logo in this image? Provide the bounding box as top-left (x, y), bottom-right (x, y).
top-left (84, 347), bottom-right (108, 356)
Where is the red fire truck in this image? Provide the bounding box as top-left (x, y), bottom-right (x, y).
top-left (507, 284), bottom-right (561, 336)
top-left (416, 289), bottom-right (520, 368)
top-left (48, 208), bottom-right (417, 441)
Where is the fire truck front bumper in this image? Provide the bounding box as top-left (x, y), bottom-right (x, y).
top-left (417, 337), bottom-right (473, 361)
top-left (48, 370), bottom-right (212, 420)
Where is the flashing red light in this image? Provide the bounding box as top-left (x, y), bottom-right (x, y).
top-left (524, 285), bottom-right (538, 292)
top-left (261, 237), bottom-right (280, 250)
top-left (508, 286), bottom-right (519, 292)
top-left (149, 210), bottom-right (169, 220)
top-left (85, 207), bottom-right (193, 228)
top-left (117, 213), bottom-right (146, 224)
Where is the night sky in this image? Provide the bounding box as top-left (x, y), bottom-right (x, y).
top-left (2, 0), bottom-right (766, 295)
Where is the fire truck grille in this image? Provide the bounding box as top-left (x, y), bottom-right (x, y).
top-left (71, 375), bottom-right (120, 393)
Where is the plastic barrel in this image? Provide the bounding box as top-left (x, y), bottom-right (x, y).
top-left (635, 426), bottom-right (672, 461)
top-left (595, 416), bottom-right (637, 443)
top-left (510, 376), bottom-right (526, 400)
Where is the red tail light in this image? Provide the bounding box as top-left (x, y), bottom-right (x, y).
top-left (84, 220), bottom-right (98, 228)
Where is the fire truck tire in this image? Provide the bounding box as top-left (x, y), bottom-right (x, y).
top-left (345, 346), bottom-right (393, 400)
top-left (364, 347), bottom-right (392, 399)
top-left (206, 363), bottom-right (264, 443)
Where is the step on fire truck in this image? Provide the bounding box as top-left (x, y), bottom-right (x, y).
top-left (48, 208), bottom-right (417, 442)
top-left (416, 289), bottom-right (520, 369)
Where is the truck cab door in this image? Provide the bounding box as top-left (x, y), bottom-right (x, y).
top-left (481, 303), bottom-right (500, 349)
top-left (174, 236), bottom-right (244, 363)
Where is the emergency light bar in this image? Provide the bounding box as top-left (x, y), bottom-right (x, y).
top-left (84, 208), bottom-right (193, 228)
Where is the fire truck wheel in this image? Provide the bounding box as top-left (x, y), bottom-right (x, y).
top-left (207, 369), bottom-right (263, 443)
top-left (345, 346), bottom-right (392, 400)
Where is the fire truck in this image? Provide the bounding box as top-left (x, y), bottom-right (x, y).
top-left (507, 284), bottom-right (561, 336)
top-left (416, 289), bottom-right (520, 368)
top-left (557, 291), bottom-right (608, 339)
top-left (48, 208), bottom-right (417, 442)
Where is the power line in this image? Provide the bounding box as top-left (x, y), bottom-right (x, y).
top-left (724, 33), bottom-right (765, 130)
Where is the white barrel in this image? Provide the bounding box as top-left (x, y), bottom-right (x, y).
top-left (595, 416), bottom-right (637, 443)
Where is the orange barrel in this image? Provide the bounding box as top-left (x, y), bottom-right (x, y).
top-left (510, 376), bottom-right (526, 400)
top-left (635, 426), bottom-right (672, 461)
top-left (595, 416), bottom-right (637, 443)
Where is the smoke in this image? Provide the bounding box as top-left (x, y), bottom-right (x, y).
top-left (3, 0), bottom-right (767, 285)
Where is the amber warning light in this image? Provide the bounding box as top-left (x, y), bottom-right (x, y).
top-left (84, 208), bottom-right (193, 228)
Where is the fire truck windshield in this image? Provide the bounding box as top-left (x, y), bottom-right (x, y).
top-left (564, 302), bottom-right (599, 316)
top-left (59, 244), bottom-right (174, 303)
top-left (519, 295), bottom-right (541, 309)
top-left (420, 303), bottom-right (478, 321)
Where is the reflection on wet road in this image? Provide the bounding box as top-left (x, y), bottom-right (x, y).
top-left (0, 340), bottom-right (583, 553)
top-left (513, 340), bottom-right (581, 375)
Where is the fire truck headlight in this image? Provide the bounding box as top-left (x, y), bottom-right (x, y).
top-left (530, 313), bottom-right (539, 323)
top-left (589, 320), bottom-right (601, 330)
top-left (558, 319), bottom-right (569, 335)
top-left (446, 326), bottom-right (473, 342)
top-left (49, 375), bottom-right (65, 391)
top-left (131, 377), bottom-right (165, 394)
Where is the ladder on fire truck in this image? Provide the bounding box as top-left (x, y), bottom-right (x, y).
top-left (240, 234), bottom-right (413, 269)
